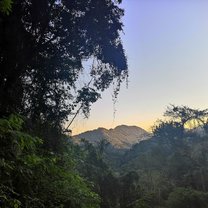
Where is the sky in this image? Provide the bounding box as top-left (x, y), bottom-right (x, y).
top-left (70, 0), bottom-right (208, 135)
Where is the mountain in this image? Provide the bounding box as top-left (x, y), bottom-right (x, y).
top-left (73, 125), bottom-right (150, 149)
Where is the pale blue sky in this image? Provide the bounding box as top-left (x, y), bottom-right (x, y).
top-left (71, 0), bottom-right (208, 134)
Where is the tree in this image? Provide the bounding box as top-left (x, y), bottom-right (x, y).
top-left (0, 0), bottom-right (128, 127)
top-left (164, 105), bottom-right (208, 129)
top-left (152, 120), bottom-right (184, 139)
top-left (152, 105), bottom-right (208, 140)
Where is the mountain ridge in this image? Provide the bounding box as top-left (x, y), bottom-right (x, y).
top-left (73, 125), bottom-right (150, 149)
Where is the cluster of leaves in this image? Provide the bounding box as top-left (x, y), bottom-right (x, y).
top-left (0, 0), bottom-right (12, 14)
top-left (0, 115), bottom-right (100, 208)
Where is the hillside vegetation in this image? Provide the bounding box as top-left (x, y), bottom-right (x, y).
top-left (1, 104), bottom-right (208, 208)
top-left (114, 105), bottom-right (208, 208)
top-left (76, 105), bottom-right (208, 208)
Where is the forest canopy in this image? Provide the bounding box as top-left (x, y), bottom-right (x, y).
top-left (0, 0), bottom-right (127, 128)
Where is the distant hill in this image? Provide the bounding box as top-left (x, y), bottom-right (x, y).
top-left (73, 125), bottom-right (150, 149)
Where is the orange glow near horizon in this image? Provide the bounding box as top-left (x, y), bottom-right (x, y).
top-left (67, 0), bottom-right (208, 137)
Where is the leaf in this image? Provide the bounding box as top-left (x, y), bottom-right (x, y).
top-left (0, 0), bottom-right (13, 15)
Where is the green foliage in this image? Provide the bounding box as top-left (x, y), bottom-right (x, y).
top-left (0, 0), bottom-right (12, 14)
top-left (1, 106), bottom-right (208, 208)
top-left (134, 199), bottom-right (150, 208)
top-left (0, 115), bottom-right (100, 208)
top-left (1, 111), bottom-right (208, 208)
top-left (167, 188), bottom-right (208, 208)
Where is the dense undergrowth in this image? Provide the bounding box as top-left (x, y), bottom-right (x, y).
top-left (0, 115), bottom-right (100, 208)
